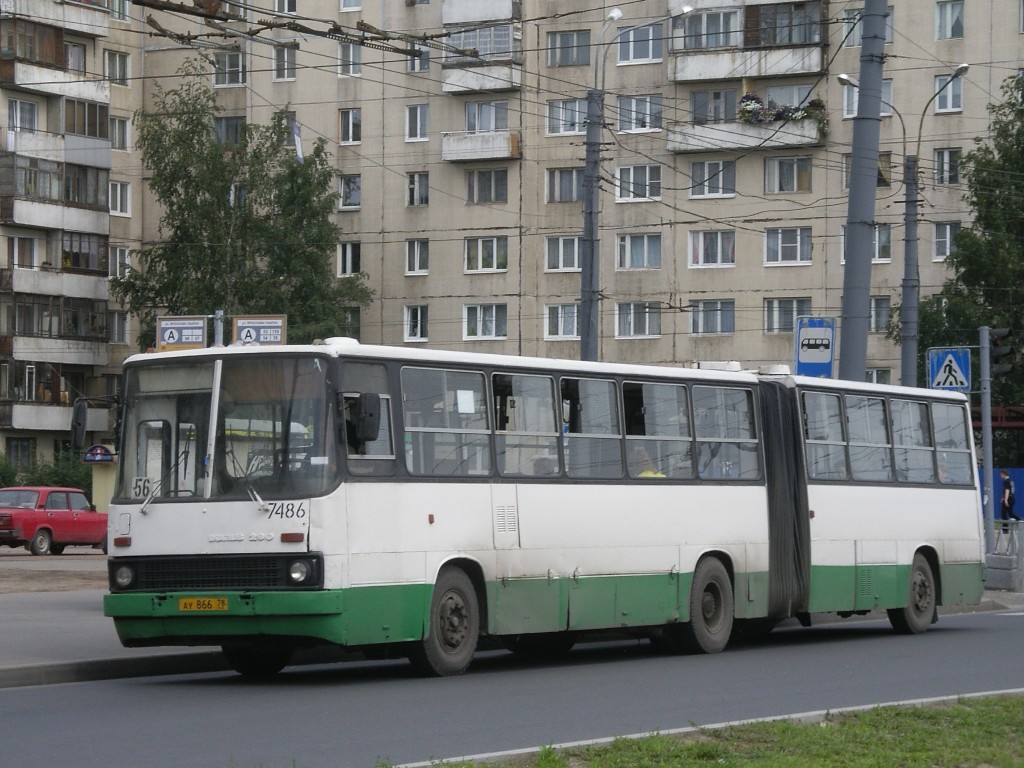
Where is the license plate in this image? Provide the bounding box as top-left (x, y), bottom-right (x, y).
top-left (178, 597), bottom-right (229, 612)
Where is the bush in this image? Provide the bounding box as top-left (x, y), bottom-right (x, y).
top-left (18, 452), bottom-right (93, 498)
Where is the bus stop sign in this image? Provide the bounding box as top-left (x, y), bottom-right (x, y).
top-left (794, 316), bottom-right (836, 378)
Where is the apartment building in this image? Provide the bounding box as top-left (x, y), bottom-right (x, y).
top-left (1, 0), bottom-right (1015, 464)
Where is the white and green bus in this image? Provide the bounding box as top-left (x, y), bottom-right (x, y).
top-left (89, 339), bottom-right (985, 678)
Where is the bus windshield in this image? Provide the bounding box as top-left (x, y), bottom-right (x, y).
top-left (116, 355), bottom-right (338, 502)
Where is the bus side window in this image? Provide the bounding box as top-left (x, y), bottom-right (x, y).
top-left (493, 373), bottom-right (559, 477)
top-left (846, 395), bottom-right (894, 482)
top-left (560, 377), bottom-right (623, 479)
top-left (802, 391), bottom-right (848, 481)
top-left (340, 362), bottom-right (395, 477)
top-left (623, 381), bottom-right (694, 479)
top-left (693, 385), bottom-right (759, 480)
top-left (932, 402), bottom-right (973, 485)
top-left (892, 399), bottom-right (936, 483)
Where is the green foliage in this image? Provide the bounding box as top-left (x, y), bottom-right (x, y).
top-left (917, 72), bottom-right (1024, 461)
top-left (0, 454), bottom-right (17, 488)
top-left (19, 452), bottom-right (92, 497)
top-left (111, 59), bottom-right (373, 348)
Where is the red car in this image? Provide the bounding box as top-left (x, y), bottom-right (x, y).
top-left (0, 487), bottom-right (107, 556)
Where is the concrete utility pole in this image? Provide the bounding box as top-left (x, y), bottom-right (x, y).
top-left (837, 0), bottom-right (888, 381)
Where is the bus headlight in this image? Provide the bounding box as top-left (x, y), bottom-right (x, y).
top-left (114, 565), bottom-right (135, 589)
top-left (288, 559), bottom-right (311, 585)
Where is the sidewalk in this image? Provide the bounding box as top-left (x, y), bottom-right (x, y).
top-left (2, 587), bottom-right (1023, 689)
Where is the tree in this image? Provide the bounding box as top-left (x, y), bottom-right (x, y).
top-left (917, 73), bottom-right (1024, 462)
top-left (112, 60), bottom-right (373, 347)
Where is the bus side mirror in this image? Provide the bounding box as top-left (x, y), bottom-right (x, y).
top-left (353, 393), bottom-right (381, 444)
top-left (70, 401), bottom-right (89, 452)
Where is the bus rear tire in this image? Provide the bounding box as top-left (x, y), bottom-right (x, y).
top-left (222, 643), bottom-right (293, 679)
top-left (681, 557), bottom-right (733, 653)
top-left (888, 553), bottom-right (936, 635)
top-left (409, 567), bottom-right (479, 677)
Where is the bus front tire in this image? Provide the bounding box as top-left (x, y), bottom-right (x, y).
top-left (409, 567), bottom-right (479, 677)
top-left (682, 557), bottom-right (734, 653)
top-left (222, 643), bottom-right (293, 679)
top-left (888, 553), bottom-right (936, 635)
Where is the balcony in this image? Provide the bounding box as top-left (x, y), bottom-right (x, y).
top-left (442, 63), bottom-right (522, 93)
top-left (442, 0), bottom-right (521, 25)
top-left (0, 0), bottom-right (111, 38)
top-left (0, 196), bottom-right (109, 234)
top-left (442, 130), bottom-right (521, 162)
top-left (670, 45), bottom-right (823, 83)
top-left (0, 402), bottom-right (109, 431)
top-left (0, 60), bottom-right (109, 102)
top-left (7, 268), bottom-right (110, 301)
top-left (2, 129), bottom-right (64, 161)
top-left (667, 117), bottom-right (823, 153)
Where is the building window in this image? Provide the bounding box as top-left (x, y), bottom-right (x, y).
top-left (547, 168), bottom-right (584, 202)
top-left (407, 44), bottom-right (429, 72)
top-left (339, 174), bottom-right (361, 209)
top-left (403, 239), bottom-right (430, 275)
top-left (547, 30), bottom-right (590, 67)
top-left (672, 9), bottom-right (740, 50)
top-left (337, 242), bottom-right (361, 276)
top-left (109, 311), bottom-right (128, 344)
top-left (8, 236), bottom-right (36, 269)
top-left (404, 306), bottom-right (428, 342)
top-left (934, 148), bottom-right (961, 185)
top-left (547, 99), bottom-right (586, 134)
top-left (109, 245), bottom-right (130, 278)
top-left (275, 0), bottom-right (295, 12)
top-left (65, 164), bottom-right (109, 207)
top-left (692, 89), bottom-right (736, 124)
top-left (935, 75), bottom-right (963, 112)
top-left (934, 222), bottom-right (961, 259)
top-left (110, 0), bottom-right (131, 21)
top-left (65, 99), bottom-right (109, 139)
top-left (465, 237), bottom-right (508, 272)
top-left (616, 164), bottom-right (661, 201)
top-left (7, 438), bottom-right (34, 472)
top-left (104, 50), bottom-right (129, 85)
top-left (273, 45), bottom-right (296, 80)
top-left (617, 94), bottom-right (662, 131)
top-left (109, 116), bottom-right (129, 150)
top-left (338, 108), bottom-right (361, 144)
top-left (749, 2), bottom-right (822, 46)
top-left (842, 7), bottom-right (894, 46)
top-left (691, 160), bottom-right (735, 197)
top-left (464, 304), bottom-right (507, 339)
top-left (213, 51), bottom-right (245, 86)
top-left (546, 236), bottom-right (580, 271)
top-left (109, 181), bottom-right (130, 216)
top-left (765, 156), bottom-right (812, 193)
top-left (8, 99), bottom-right (37, 132)
top-left (466, 100), bottom-right (508, 132)
top-left (866, 368), bottom-right (892, 384)
top-left (690, 300), bottom-right (735, 335)
top-left (445, 25), bottom-right (516, 63)
top-left (62, 232), bottom-right (109, 273)
top-left (407, 172), bottom-right (429, 206)
top-left (841, 224), bottom-right (892, 262)
top-left (213, 116), bottom-right (245, 145)
top-left (406, 104), bottom-right (428, 141)
top-left (467, 169), bottom-right (508, 204)
top-left (618, 23), bottom-right (663, 64)
top-left (764, 297), bottom-right (811, 333)
top-left (870, 296), bottom-right (891, 333)
top-left (936, 0), bottom-right (964, 39)
top-left (767, 84), bottom-right (813, 108)
top-left (546, 304), bottom-right (579, 340)
top-left (616, 234), bottom-right (661, 270)
top-left (64, 41), bottom-right (86, 73)
top-left (766, 227), bottom-right (812, 264)
top-left (841, 152), bottom-right (892, 189)
top-left (690, 230), bottom-right (736, 267)
top-left (341, 0), bottom-right (361, 9)
top-left (617, 302), bottom-right (662, 338)
top-left (843, 80), bottom-right (893, 117)
top-left (339, 42), bottom-right (361, 76)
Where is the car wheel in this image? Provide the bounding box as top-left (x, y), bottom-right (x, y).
top-left (29, 529), bottom-right (52, 556)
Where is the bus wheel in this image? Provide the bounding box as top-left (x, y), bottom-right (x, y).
top-left (222, 643), bottom-right (293, 679)
top-left (410, 567), bottom-right (479, 676)
top-left (682, 557), bottom-right (734, 653)
top-left (888, 553), bottom-right (936, 635)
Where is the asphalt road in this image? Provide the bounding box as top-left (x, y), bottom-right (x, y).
top-left (3, 609), bottom-right (1024, 768)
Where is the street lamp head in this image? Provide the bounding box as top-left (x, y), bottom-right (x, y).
top-left (607, 7), bottom-right (623, 22)
top-left (836, 73), bottom-right (858, 88)
top-left (952, 62), bottom-right (969, 79)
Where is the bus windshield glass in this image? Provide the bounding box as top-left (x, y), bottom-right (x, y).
top-left (116, 355), bottom-right (337, 502)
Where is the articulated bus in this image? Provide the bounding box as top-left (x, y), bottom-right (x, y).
top-left (89, 339), bottom-right (985, 678)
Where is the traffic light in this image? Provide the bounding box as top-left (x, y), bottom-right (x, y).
top-left (990, 328), bottom-right (1013, 378)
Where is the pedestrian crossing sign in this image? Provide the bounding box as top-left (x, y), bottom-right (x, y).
top-left (928, 347), bottom-right (971, 392)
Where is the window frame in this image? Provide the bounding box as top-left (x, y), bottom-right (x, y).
top-left (764, 297), bottom-right (812, 333)
top-left (407, 171), bottom-right (429, 206)
top-left (617, 23), bottom-right (664, 64)
top-left (213, 51), bottom-right (245, 87)
top-left (616, 233), bottom-right (662, 270)
top-left (464, 303), bottom-right (508, 340)
top-left (690, 299), bottom-right (735, 335)
top-left (690, 230), bottom-right (736, 268)
top-left (545, 304), bottom-right (580, 340)
top-left (765, 156), bottom-right (812, 193)
top-left (467, 168), bottom-right (509, 204)
top-left (404, 305), bottom-right (429, 342)
top-left (338, 108), bottom-right (361, 144)
top-left (547, 30), bottom-right (590, 67)
top-left (545, 236), bottom-right (581, 272)
top-left (935, 75), bottom-right (963, 112)
top-left (547, 98), bottom-right (587, 135)
top-left (406, 104), bottom-right (429, 141)
top-left (690, 159), bottom-right (736, 198)
top-left (616, 164), bottom-right (662, 201)
top-left (337, 241), bottom-right (361, 276)
top-left (616, 301), bottom-right (662, 338)
top-left (617, 94), bottom-right (663, 132)
top-left (339, 174), bottom-right (361, 210)
top-left (765, 227), bottom-right (813, 264)
top-left (464, 236), bottom-right (509, 273)
top-left (273, 44), bottom-right (296, 81)
top-left (405, 239), bottom-right (429, 274)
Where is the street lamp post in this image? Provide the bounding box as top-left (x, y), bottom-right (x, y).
top-left (579, 5), bottom-right (691, 362)
top-left (838, 63), bottom-right (968, 387)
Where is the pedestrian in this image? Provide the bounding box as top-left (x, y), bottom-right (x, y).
top-left (1000, 469), bottom-right (1020, 529)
